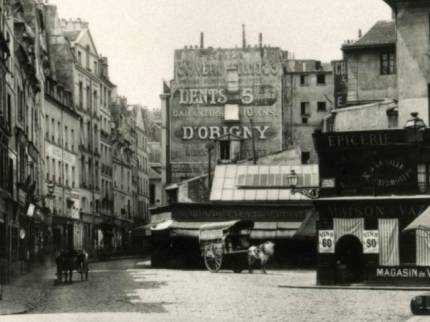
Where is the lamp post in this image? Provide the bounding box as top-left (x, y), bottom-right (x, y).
top-left (286, 169), bottom-right (319, 199)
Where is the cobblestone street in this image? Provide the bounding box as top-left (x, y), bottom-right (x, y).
top-left (0, 258), bottom-right (423, 321)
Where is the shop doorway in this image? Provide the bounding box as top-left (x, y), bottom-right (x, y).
top-left (335, 235), bottom-right (364, 284)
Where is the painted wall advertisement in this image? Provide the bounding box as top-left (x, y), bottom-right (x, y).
top-left (318, 230), bottom-right (335, 253)
top-left (170, 48), bottom-right (284, 180)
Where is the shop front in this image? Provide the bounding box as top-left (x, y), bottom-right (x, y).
top-left (314, 128), bottom-right (430, 285)
top-left (316, 197), bottom-right (430, 285)
top-left (155, 202), bottom-right (317, 268)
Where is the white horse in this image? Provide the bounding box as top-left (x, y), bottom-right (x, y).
top-left (248, 241), bottom-right (275, 274)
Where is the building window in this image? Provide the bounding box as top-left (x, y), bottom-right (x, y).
top-left (224, 104), bottom-right (239, 122)
top-left (78, 81), bottom-right (83, 109)
top-left (301, 102), bottom-right (310, 116)
top-left (220, 141), bottom-right (230, 161)
top-left (64, 126), bottom-right (68, 149)
top-left (86, 45), bottom-right (90, 69)
top-left (226, 69), bottom-right (239, 92)
top-left (45, 115), bottom-right (49, 139)
top-left (71, 129), bottom-right (75, 151)
top-left (52, 158), bottom-right (56, 182)
top-left (300, 75), bottom-right (308, 86)
top-left (77, 51), bottom-right (82, 65)
top-left (418, 164), bottom-right (430, 193)
top-left (317, 101), bottom-right (327, 112)
top-left (46, 156), bottom-right (50, 180)
top-left (301, 151), bottom-right (310, 164)
top-left (57, 121), bottom-right (61, 145)
top-left (65, 164), bottom-right (69, 186)
top-left (72, 166), bottom-right (75, 188)
top-left (316, 74), bottom-right (326, 85)
top-left (380, 51), bottom-right (396, 75)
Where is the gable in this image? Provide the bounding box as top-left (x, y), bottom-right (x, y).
top-left (76, 29), bottom-right (98, 57)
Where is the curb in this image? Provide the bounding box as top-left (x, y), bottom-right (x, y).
top-left (88, 255), bottom-right (146, 264)
top-left (0, 303), bottom-right (28, 315)
top-left (278, 284), bottom-right (430, 291)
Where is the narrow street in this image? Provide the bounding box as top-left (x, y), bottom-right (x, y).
top-left (0, 258), bottom-right (421, 321)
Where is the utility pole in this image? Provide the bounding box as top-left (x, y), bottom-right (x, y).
top-left (205, 141), bottom-right (215, 190)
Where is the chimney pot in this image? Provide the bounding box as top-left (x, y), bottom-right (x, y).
top-left (200, 32), bottom-right (204, 49)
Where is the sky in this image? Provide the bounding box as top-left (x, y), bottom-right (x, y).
top-left (48, 0), bottom-right (392, 109)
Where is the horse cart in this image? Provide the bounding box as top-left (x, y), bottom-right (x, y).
top-left (199, 220), bottom-right (254, 273)
top-left (55, 249), bottom-right (89, 285)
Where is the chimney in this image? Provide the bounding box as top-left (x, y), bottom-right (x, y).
top-left (242, 24), bottom-right (246, 48)
top-left (200, 32), bottom-right (204, 49)
top-left (358, 29), bottom-right (362, 38)
top-left (259, 32), bottom-right (263, 48)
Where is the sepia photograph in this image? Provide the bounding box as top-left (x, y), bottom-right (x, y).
top-left (1, 0), bottom-right (430, 321)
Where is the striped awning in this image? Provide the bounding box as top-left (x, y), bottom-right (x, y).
top-left (168, 221), bottom-right (302, 239)
top-left (404, 206), bottom-right (430, 232)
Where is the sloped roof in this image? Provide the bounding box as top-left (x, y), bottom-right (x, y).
top-left (210, 164), bottom-right (319, 202)
top-left (64, 30), bottom-right (81, 42)
top-left (343, 21), bottom-right (395, 50)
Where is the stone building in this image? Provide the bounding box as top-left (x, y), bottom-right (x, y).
top-left (283, 60), bottom-right (334, 164)
top-left (166, 41), bottom-right (286, 183)
top-left (43, 77), bottom-right (81, 252)
top-left (130, 105), bottom-right (150, 225)
top-left (383, 0), bottom-right (430, 125)
top-left (161, 33), bottom-right (334, 192)
top-left (341, 21), bottom-right (397, 106)
top-left (0, 0), bottom-right (15, 281)
top-left (98, 57), bottom-right (114, 230)
top-left (56, 18), bottom-right (112, 255)
top-left (0, 0), bottom-right (49, 280)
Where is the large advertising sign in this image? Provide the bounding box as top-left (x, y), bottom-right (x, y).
top-left (170, 48), bottom-right (284, 179)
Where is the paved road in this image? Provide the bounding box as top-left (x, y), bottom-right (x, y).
top-left (0, 258), bottom-right (424, 321)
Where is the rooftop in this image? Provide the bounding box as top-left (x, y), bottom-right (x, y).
top-left (210, 164), bottom-right (319, 202)
top-left (343, 21), bottom-right (396, 50)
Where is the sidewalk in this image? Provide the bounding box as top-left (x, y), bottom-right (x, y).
top-left (0, 263), bottom-right (55, 315)
top-left (277, 270), bottom-right (430, 291)
top-left (0, 255), bottom-right (145, 315)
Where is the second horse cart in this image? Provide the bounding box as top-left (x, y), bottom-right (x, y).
top-left (199, 220), bottom-right (254, 273)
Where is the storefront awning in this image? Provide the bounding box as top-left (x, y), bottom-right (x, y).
top-left (132, 219), bottom-right (174, 237)
top-left (169, 221), bottom-right (302, 240)
top-left (404, 206), bottom-right (430, 232)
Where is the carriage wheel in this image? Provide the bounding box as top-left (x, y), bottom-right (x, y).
top-left (204, 245), bottom-right (223, 272)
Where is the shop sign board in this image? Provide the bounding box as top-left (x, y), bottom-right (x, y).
top-left (374, 267), bottom-right (430, 280)
top-left (363, 230), bottom-right (379, 254)
top-left (318, 230), bottom-right (335, 253)
top-left (46, 142), bottom-right (76, 165)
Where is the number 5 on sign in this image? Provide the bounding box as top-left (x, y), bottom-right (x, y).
top-left (319, 230), bottom-right (335, 253)
top-left (363, 230), bottom-right (379, 254)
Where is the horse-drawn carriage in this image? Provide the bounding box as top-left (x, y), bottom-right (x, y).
top-left (54, 249), bottom-right (89, 285)
top-left (199, 220), bottom-right (254, 273)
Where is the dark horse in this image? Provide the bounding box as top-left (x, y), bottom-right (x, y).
top-left (55, 249), bottom-right (89, 284)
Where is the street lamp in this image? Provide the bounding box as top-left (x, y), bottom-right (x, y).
top-left (286, 169), bottom-right (319, 199)
top-left (405, 112), bottom-right (426, 143)
top-left (287, 169), bottom-right (298, 188)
